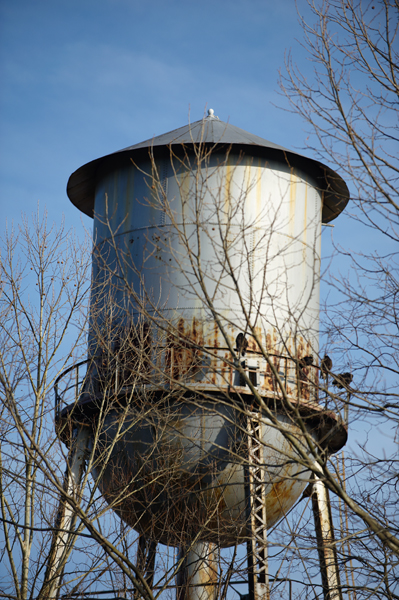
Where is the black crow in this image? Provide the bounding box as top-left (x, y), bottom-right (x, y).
top-left (333, 372), bottom-right (353, 389)
top-left (320, 355), bottom-right (332, 379)
top-left (299, 355), bottom-right (314, 368)
top-left (235, 333), bottom-right (248, 356)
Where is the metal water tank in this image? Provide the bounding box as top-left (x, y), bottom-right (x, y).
top-left (62, 111), bottom-right (348, 548)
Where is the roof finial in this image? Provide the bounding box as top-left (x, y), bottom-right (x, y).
top-left (206, 108), bottom-right (219, 120)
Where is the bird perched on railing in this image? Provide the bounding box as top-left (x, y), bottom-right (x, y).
top-left (298, 355), bottom-right (313, 381)
top-left (299, 355), bottom-right (314, 368)
top-left (320, 355), bottom-right (332, 379)
top-left (235, 332), bottom-right (248, 357)
top-left (333, 372), bottom-right (353, 389)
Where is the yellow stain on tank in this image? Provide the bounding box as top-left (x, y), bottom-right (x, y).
top-left (179, 167), bottom-right (191, 218)
top-left (256, 158), bottom-right (262, 219)
top-left (224, 157), bottom-right (232, 220)
top-left (303, 176), bottom-right (308, 266)
top-left (289, 168), bottom-right (297, 239)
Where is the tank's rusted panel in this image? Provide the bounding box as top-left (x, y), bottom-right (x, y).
top-left (94, 313), bottom-right (321, 407)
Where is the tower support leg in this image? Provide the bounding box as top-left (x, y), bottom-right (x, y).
top-left (177, 542), bottom-right (219, 600)
top-left (246, 412), bottom-right (270, 600)
top-left (311, 464), bottom-right (343, 600)
top-left (43, 426), bottom-right (90, 600)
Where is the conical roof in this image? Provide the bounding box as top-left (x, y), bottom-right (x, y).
top-left (118, 114), bottom-right (289, 153)
top-left (67, 112), bottom-right (349, 223)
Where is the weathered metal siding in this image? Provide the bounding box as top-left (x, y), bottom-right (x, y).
top-left (91, 404), bottom-right (317, 548)
top-left (89, 152), bottom-right (322, 402)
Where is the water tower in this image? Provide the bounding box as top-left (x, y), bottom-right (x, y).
top-left (53, 110), bottom-right (348, 600)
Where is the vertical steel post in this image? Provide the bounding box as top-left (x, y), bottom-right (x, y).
top-left (44, 426), bottom-right (90, 599)
top-left (246, 412), bottom-right (270, 600)
top-left (176, 542), bottom-right (219, 600)
top-left (311, 463), bottom-right (343, 600)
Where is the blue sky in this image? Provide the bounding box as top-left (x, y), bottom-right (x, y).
top-left (1, 3), bottom-right (396, 589)
top-left (0, 0), bottom-right (313, 231)
top-left (1, 0), bottom-right (385, 454)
